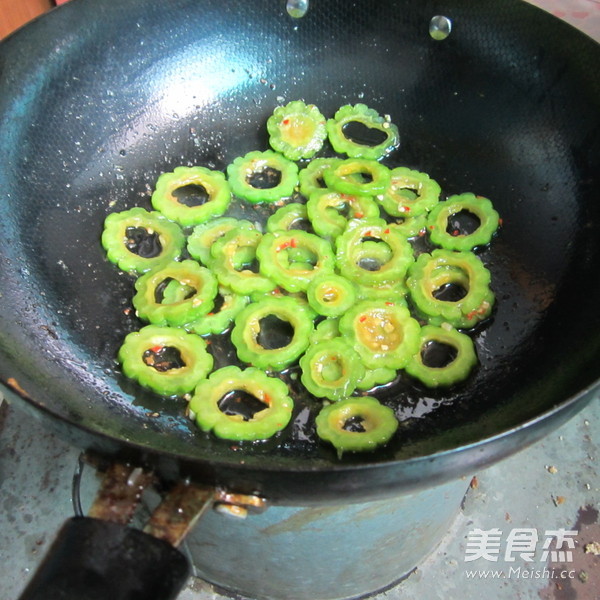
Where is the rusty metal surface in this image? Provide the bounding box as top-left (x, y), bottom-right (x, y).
top-left (143, 483), bottom-right (213, 548)
top-left (87, 463), bottom-right (154, 525)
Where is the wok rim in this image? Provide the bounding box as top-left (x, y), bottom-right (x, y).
top-left (1, 0), bottom-right (599, 500)
top-left (4, 371), bottom-right (597, 475)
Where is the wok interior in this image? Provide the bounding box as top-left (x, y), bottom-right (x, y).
top-left (1, 0), bottom-right (599, 472)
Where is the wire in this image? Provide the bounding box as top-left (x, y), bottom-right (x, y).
top-left (71, 453), bottom-right (86, 517)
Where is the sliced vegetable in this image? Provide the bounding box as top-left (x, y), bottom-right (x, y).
top-left (406, 249), bottom-right (495, 329)
top-left (118, 325), bottom-right (213, 396)
top-left (101, 207), bottom-right (185, 275)
top-left (323, 158), bottom-right (391, 196)
top-left (231, 296), bottom-right (314, 370)
top-left (355, 279), bottom-right (408, 303)
top-left (356, 367), bottom-right (397, 391)
top-left (351, 239), bottom-right (394, 268)
top-left (339, 300), bottom-right (421, 370)
top-left (187, 217), bottom-right (255, 266)
top-left (190, 365), bottom-right (293, 441)
top-left (256, 230), bottom-right (336, 293)
top-left (427, 193), bottom-right (500, 251)
top-left (306, 189), bottom-right (379, 240)
top-left (151, 166), bottom-right (231, 226)
top-left (298, 157), bottom-right (343, 198)
top-left (132, 260), bottom-right (218, 326)
top-left (267, 100), bottom-right (327, 160)
top-left (300, 338), bottom-right (365, 401)
top-left (185, 286), bottom-right (250, 336)
top-left (309, 318), bottom-right (340, 345)
top-left (335, 218), bottom-right (414, 286)
top-left (315, 396), bottom-right (398, 454)
top-left (160, 278), bottom-right (195, 304)
top-left (376, 167), bottom-right (441, 217)
top-left (326, 103), bottom-right (399, 161)
top-left (102, 100), bottom-right (502, 454)
top-left (226, 150), bottom-right (298, 203)
top-left (405, 324), bottom-right (478, 387)
top-left (306, 273), bottom-right (357, 318)
top-left (209, 228), bottom-right (277, 295)
top-left (387, 214), bottom-right (429, 238)
top-left (266, 202), bottom-right (310, 233)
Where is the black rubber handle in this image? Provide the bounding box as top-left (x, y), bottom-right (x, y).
top-left (18, 517), bottom-right (191, 600)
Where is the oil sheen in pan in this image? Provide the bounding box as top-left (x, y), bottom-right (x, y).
top-left (114, 178), bottom-right (501, 462)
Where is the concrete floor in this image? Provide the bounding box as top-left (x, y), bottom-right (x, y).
top-left (0, 396), bottom-right (597, 600)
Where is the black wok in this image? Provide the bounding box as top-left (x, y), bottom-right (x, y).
top-left (0, 0), bottom-right (599, 510)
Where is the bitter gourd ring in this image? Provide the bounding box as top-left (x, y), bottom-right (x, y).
top-left (306, 273), bottom-right (357, 318)
top-left (405, 324), bottom-right (478, 387)
top-left (186, 286), bottom-right (249, 336)
top-left (118, 325), bottom-right (214, 396)
top-left (226, 150), bottom-right (298, 203)
top-left (309, 318), bottom-right (340, 345)
top-left (190, 365), bottom-right (294, 441)
top-left (315, 396), bottom-right (398, 454)
top-left (306, 189), bottom-right (379, 240)
top-left (187, 217), bottom-right (255, 266)
top-left (427, 193), bottom-right (500, 251)
top-left (300, 338), bottom-right (365, 401)
top-left (355, 279), bottom-right (408, 304)
top-left (256, 230), bottom-right (336, 293)
top-left (151, 166), bottom-right (231, 227)
top-left (266, 100), bottom-right (327, 161)
top-left (298, 157), bottom-right (343, 198)
top-left (266, 203), bottom-right (310, 234)
top-left (406, 249), bottom-right (494, 329)
top-left (351, 239), bottom-right (393, 272)
top-left (377, 167), bottom-right (441, 218)
top-left (335, 218), bottom-right (414, 286)
top-left (231, 296), bottom-right (314, 370)
top-left (209, 228), bottom-right (277, 295)
top-left (323, 158), bottom-right (391, 196)
top-left (388, 214), bottom-right (429, 239)
top-left (356, 366), bottom-right (397, 391)
top-left (132, 259), bottom-right (218, 326)
top-left (326, 103), bottom-right (400, 161)
top-left (339, 300), bottom-right (421, 370)
top-left (101, 207), bottom-right (185, 275)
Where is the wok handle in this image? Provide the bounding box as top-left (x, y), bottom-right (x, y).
top-left (17, 516), bottom-right (190, 600)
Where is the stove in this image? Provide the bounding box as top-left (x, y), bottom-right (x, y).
top-left (0, 396), bottom-right (597, 600)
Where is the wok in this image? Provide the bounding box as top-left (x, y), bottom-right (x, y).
top-left (0, 0), bottom-right (599, 525)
